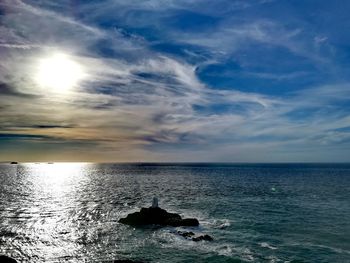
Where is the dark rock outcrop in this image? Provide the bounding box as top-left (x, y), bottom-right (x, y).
top-left (119, 207), bottom-right (199, 227)
top-left (175, 231), bottom-right (213, 242)
top-left (192, 234), bottom-right (213, 242)
top-left (177, 231), bottom-right (195, 238)
top-left (0, 255), bottom-right (18, 263)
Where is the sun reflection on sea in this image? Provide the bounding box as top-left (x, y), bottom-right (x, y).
top-left (27, 162), bottom-right (87, 187)
top-left (13, 163), bottom-right (92, 261)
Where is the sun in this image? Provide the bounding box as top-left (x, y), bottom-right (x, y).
top-left (35, 53), bottom-right (85, 92)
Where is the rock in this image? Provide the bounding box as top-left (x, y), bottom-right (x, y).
top-left (119, 207), bottom-right (199, 227)
top-left (0, 255), bottom-right (18, 263)
top-left (177, 231), bottom-right (195, 238)
top-left (191, 234), bottom-right (213, 242)
top-left (175, 231), bottom-right (213, 242)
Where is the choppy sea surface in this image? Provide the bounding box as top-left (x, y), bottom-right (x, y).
top-left (0, 163), bottom-right (349, 263)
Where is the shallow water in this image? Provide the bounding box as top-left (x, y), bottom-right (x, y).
top-left (0, 163), bottom-right (349, 262)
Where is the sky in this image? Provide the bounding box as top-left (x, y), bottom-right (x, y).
top-left (1, 0), bottom-right (350, 162)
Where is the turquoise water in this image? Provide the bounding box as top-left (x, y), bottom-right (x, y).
top-left (0, 163), bottom-right (349, 262)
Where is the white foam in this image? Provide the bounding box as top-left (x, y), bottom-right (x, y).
top-left (215, 219), bottom-right (231, 229)
top-left (216, 245), bottom-right (233, 256)
top-left (260, 242), bottom-right (278, 250)
top-left (154, 228), bottom-right (258, 261)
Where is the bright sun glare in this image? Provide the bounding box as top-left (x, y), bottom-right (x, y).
top-left (35, 53), bottom-right (84, 92)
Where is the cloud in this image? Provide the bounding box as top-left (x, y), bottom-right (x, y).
top-left (0, 133), bottom-right (50, 140)
top-left (0, 0), bottom-right (350, 162)
top-left (0, 83), bottom-right (37, 98)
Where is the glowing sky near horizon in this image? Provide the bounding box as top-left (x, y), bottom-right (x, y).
top-left (1, 0), bottom-right (350, 162)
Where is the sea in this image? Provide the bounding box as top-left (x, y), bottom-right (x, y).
top-left (0, 163), bottom-right (349, 263)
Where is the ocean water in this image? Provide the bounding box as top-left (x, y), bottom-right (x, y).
top-left (0, 163), bottom-right (349, 263)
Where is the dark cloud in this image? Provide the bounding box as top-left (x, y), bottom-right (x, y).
top-left (31, 124), bottom-right (74, 129)
top-left (0, 133), bottom-right (99, 148)
top-left (0, 133), bottom-right (51, 140)
top-left (0, 124), bottom-right (75, 130)
top-left (0, 83), bottom-right (37, 98)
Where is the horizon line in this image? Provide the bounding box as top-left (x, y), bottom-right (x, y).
top-left (1, 161), bottom-right (350, 165)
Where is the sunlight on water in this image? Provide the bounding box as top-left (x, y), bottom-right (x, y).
top-left (1, 163), bottom-right (92, 262)
top-left (26, 163), bottom-right (90, 261)
top-left (0, 163), bottom-right (350, 262)
top-left (24, 163), bottom-right (88, 192)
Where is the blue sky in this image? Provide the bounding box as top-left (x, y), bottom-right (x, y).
top-left (1, 0), bottom-right (350, 162)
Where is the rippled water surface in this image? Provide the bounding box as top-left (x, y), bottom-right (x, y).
top-left (0, 163), bottom-right (350, 262)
